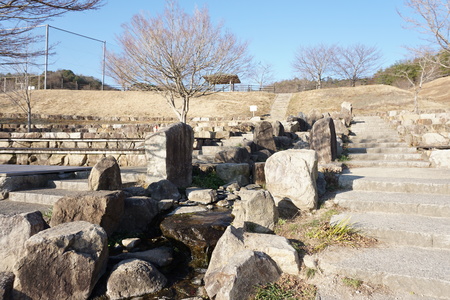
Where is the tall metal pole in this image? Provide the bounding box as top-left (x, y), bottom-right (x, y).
top-left (44, 24), bottom-right (49, 90)
top-left (102, 41), bottom-right (106, 91)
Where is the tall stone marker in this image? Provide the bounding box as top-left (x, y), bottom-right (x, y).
top-left (145, 123), bottom-right (194, 188)
top-left (311, 117), bottom-right (337, 164)
top-left (340, 101), bottom-right (353, 126)
top-left (253, 121), bottom-right (277, 152)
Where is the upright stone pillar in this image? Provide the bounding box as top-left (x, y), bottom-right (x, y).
top-left (341, 101), bottom-right (353, 126)
top-left (145, 122), bottom-right (194, 188)
top-left (253, 121), bottom-right (276, 152)
top-left (311, 117), bottom-right (337, 164)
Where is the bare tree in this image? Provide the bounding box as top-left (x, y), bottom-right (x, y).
top-left (396, 48), bottom-right (440, 113)
top-left (249, 61), bottom-right (275, 90)
top-left (401, 0), bottom-right (450, 67)
top-left (333, 44), bottom-right (383, 87)
top-left (2, 60), bottom-right (35, 131)
top-left (292, 44), bottom-right (335, 89)
top-left (107, 1), bottom-right (252, 123)
top-left (0, 0), bottom-right (103, 61)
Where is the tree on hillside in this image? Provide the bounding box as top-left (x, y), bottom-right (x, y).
top-left (401, 0), bottom-right (450, 67)
top-left (333, 44), bottom-right (382, 87)
top-left (107, 0), bottom-right (251, 123)
top-left (249, 61), bottom-right (275, 89)
top-left (2, 60), bottom-right (35, 131)
top-left (292, 44), bottom-right (335, 89)
top-left (0, 0), bottom-right (103, 62)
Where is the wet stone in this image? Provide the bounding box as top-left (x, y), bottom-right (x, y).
top-left (160, 210), bottom-right (234, 268)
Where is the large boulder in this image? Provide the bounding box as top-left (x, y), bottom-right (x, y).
top-left (0, 211), bottom-right (47, 272)
top-left (110, 247), bottom-right (174, 268)
top-left (106, 259), bottom-right (167, 300)
top-left (253, 121), bottom-right (276, 152)
top-left (116, 196), bottom-right (159, 234)
top-left (265, 150), bottom-right (318, 211)
top-left (50, 191), bottom-right (125, 237)
top-left (146, 179), bottom-right (181, 201)
top-left (232, 190), bottom-right (278, 233)
top-left (204, 250), bottom-right (281, 300)
top-left (306, 109), bottom-right (323, 128)
top-left (216, 163), bottom-right (250, 186)
top-left (311, 117), bottom-right (337, 164)
top-left (430, 150), bottom-right (450, 168)
top-left (88, 156), bottom-right (122, 191)
top-left (145, 122), bottom-right (194, 188)
top-left (206, 226), bottom-right (301, 277)
top-left (14, 221), bottom-right (108, 300)
top-left (214, 147), bottom-right (251, 164)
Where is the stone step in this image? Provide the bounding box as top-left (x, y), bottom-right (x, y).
top-left (346, 147), bottom-right (418, 154)
top-left (221, 136), bottom-right (251, 147)
top-left (347, 153), bottom-right (424, 161)
top-left (349, 129), bottom-right (398, 135)
top-left (48, 179), bottom-right (89, 191)
top-left (201, 146), bottom-right (230, 156)
top-left (331, 212), bottom-right (450, 249)
top-left (193, 154), bottom-right (216, 164)
top-left (346, 142), bottom-right (410, 148)
top-left (349, 137), bottom-right (403, 144)
top-left (334, 190), bottom-right (450, 218)
top-left (8, 188), bottom-right (80, 205)
top-left (318, 246), bottom-right (450, 299)
top-left (339, 174), bottom-right (450, 194)
top-left (345, 160), bottom-right (431, 168)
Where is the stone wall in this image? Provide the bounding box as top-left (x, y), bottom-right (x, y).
top-left (383, 110), bottom-right (450, 147)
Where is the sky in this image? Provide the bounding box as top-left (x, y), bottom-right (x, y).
top-left (25, 0), bottom-right (424, 86)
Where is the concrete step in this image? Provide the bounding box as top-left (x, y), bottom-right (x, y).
top-left (201, 146), bottom-right (230, 156)
top-left (48, 179), bottom-right (89, 191)
top-left (334, 190), bottom-right (450, 217)
top-left (339, 174), bottom-right (450, 194)
top-left (346, 142), bottom-right (410, 148)
top-left (318, 246), bottom-right (450, 299)
top-left (347, 147), bottom-right (418, 154)
top-left (193, 154), bottom-right (216, 163)
top-left (8, 188), bottom-right (80, 205)
top-left (347, 153), bottom-right (424, 161)
top-left (221, 136), bottom-right (251, 147)
top-left (349, 137), bottom-right (403, 144)
top-left (345, 160), bottom-right (431, 168)
top-left (349, 130), bottom-right (398, 136)
top-left (331, 212), bottom-right (450, 249)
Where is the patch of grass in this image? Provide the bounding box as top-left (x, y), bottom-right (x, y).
top-left (306, 268), bottom-right (316, 279)
top-left (342, 277), bottom-right (363, 289)
top-left (42, 207), bottom-right (52, 222)
top-left (337, 154), bottom-right (351, 162)
top-left (254, 274), bottom-right (316, 300)
top-left (191, 171), bottom-right (225, 189)
top-left (306, 217), bottom-right (358, 252)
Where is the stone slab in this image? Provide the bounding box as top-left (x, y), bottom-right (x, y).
top-left (0, 165), bottom-right (91, 177)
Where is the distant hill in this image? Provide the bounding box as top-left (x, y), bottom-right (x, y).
top-left (0, 81), bottom-right (448, 120)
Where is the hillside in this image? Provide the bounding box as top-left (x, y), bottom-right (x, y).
top-left (0, 90), bottom-right (276, 119)
top-left (287, 84), bottom-right (448, 116)
top-left (0, 81), bottom-right (448, 120)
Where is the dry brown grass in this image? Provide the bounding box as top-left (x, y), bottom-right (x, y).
top-left (0, 90), bottom-right (275, 119)
top-left (1, 80), bottom-right (448, 120)
top-left (287, 84), bottom-right (448, 115)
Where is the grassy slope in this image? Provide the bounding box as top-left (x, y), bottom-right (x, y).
top-left (0, 80), bottom-right (448, 119)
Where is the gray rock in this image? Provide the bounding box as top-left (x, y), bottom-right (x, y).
top-left (306, 108), bottom-right (323, 128)
top-left (14, 221), bottom-right (108, 300)
top-left (272, 121), bottom-right (285, 136)
top-left (0, 272), bottom-right (14, 300)
top-left (106, 259), bottom-right (167, 300)
top-left (317, 172), bottom-right (327, 197)
top-left (216, 163), bottom-right (250, 186)
top-left (0, 211), bottom-right (47, 272)
top-left (186, 188), bottom-right (217, 205)
top-left (311, 117), bottom-right (337, 164)
top-left (232, 190), bottom-right (278, 233)
top-left (145, 122), bottom-right (194, 188)
top-left (147, 179), bottom-right (181, 201)
top-left (110, 247), bottom-right (174, 268)
top-left (265, 150), bottom-right (318, 211)
top-left (88, 156), bottom-right (122, 191)
top-left (204, 250), bottom-right (281, 300)
top-left (117, 196), bottom-right (159, 234)
top-left (253, 162), bottom-right (266, 186)
top-left (293, 131), bottom-right (311, 149)
top-left (214, 147), bottom-right (251, 164)
top-left (50, 191), bottom-right (125, 237)
top-left (341, 101), bottom-right (353, 126)
top-left (253, 121), bottom-right (276, 152)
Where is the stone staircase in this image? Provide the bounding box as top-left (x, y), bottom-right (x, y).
top-left (5, 167), bottom-right (146, 206)
top-left (346, 116), bottom-right (430, 168)
top-left (317, 115), bottom-right (450, 299)
top-left (269, 93), bottom-right (292, 121)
